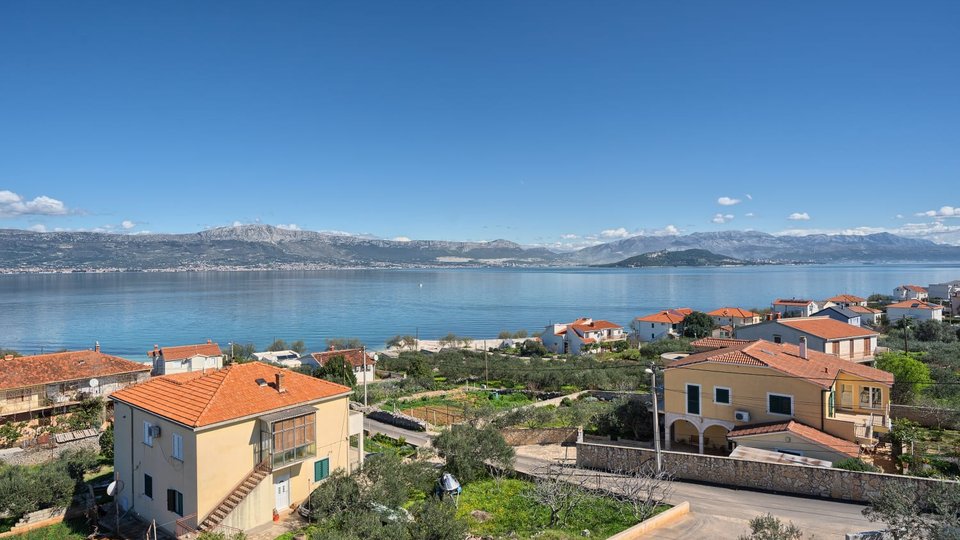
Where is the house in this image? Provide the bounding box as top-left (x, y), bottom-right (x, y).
top-left (771, 299), bottom-right (819, 318)
top-left (663, 338), bottom-right (893, 463)
top-left (928, 280), bottom-right (960, 301)
top-left (886, 300), bottom-right (944, 322)
top-left (541, 318), bottom-right (626, 354)
top-left (149, 341), bottom-right (224, 376)
top-left (110, 362), bottom-right (360, 535)
top-left (253, 350), bottom-right (302, 367)
top-left (812, 306), bottom-right (861, 327)
top-left (894, 285), bottom-right (928, 301)
top-left (1, 345), bottom-right (150, 423)
top-left (633, 309), bottom-right (693, 343)
top-left (848, 305), bottom-right (883, 326)
top-left (711, 324), bottom-right (735, 338)
top-left (825, 294), bottom-right (868, 308)
top-left (735, 317), bottom-right (879, 363)
top-left (706, 307), bottom-right (761, 328)
top-left (302, 348), bottom-right (377, 383)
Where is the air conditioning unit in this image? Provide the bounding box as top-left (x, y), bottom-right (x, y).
top-left (734, 410), bottom-right (751, 422)
top-left (149, 425), bottom-right (162, 438)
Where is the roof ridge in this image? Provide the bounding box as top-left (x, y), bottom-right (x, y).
top-left (193, 366), bottom-right (233, 424)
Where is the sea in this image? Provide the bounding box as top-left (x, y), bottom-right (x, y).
top-left (1, 264), bottom-right (958, 360)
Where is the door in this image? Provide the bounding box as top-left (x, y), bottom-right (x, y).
top-left (274, 473), bottom-right (290, 510)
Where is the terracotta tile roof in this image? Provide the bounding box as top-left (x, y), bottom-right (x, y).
top-left (635, 308), bottom-right (692, 324)
top-left (0, 350), bottom-right (149, 390)
top-left (666, 339), bottom-right (893, 388)
top-left (581, 338), bottom-right (597, 344)
top-left (848, 305), bottom-right (881, 314)
top-left (773, 299), bottom-right (814, 306)
top-left (728, 420), bottom-right (860, 458)
top-left (570, 320), bottom-right (622, 333)
top-left (148, 342), bottom-right (222, 361)
top-left (887, 300), bottom-right (942, 311)
top-left (900, 285), bottom-right (928, 293)
top-left (826, 294), bottom-right (866, 304)
top-left (110, 361), bottom-right (351, 428)
top-left (777, 317), bottom-right (878, 339)
top-left (310, 348), bottom-right (376, 369)
top-left (707, 307), bottom-right (758, 318)
top-left (690, 337), bottom-right (753, 351)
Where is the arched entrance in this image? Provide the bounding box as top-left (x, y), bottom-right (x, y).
top-left (702, 424), bottom-right (731, 455)
top-left (668, 419), bottom-right (700, 452)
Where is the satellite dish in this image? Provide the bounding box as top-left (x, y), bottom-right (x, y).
top-left (106, 480), bottom-right (122, 496)
top-left (89, 378), bottom-right (100, 388)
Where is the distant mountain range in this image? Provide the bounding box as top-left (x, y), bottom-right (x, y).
top-left (1, 226), bottom-right (959, 271)
top-left (592, 249), bottom-right (751, 268)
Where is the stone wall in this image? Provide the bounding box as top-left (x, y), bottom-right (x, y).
top-left (890, 404), bottom-right (960, 430)
top-left (576, 442), bottom-right (957, 503)
top-left (500, 427), bottom-right (579, 446)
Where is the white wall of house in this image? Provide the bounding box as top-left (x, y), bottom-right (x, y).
top-left (894, 287), bottom-right (928, 301)
top-left (155, 355), bottom-right (224, 376)
top-left (772, 303), bottom-right (818, 317)
top-left (638, 321), bottom-right (678, 342)
top-left (887, 306), bottom-right (943, 322)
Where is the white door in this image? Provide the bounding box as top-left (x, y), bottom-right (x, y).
top-left (274, 473), bottom-right (290, 510)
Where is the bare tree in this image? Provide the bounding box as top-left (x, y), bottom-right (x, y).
top-left (608, 461), bottom-right (674, 521)
top-left (525, 463), bottom-right (589, 528)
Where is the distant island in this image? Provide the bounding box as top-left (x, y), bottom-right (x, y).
top-left (592, 249), bottom-right (754, 268)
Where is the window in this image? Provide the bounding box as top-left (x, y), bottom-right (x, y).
top-left (167, 489), bottom-right (183, 516)
top-left (270, 413), bottom-right (317, 468)
top-left (314, 458), bottom-right (330, 481)
top-left (650, 323), bottom-right (655, 329)
top-left (768, 393), bottom-right (793, 416)
top-left (172, 433), bottom-right (183, 461)
top-left (775, 448), bottom-right (803, 457)
top-left (143, 421), bottom-right (154, 447)
top-left (144, 474), bottom-right (153, 499)
top-left (840, 384), bottom-right (854, 408)
top-left (686, 384), bottom-right (701, 415)
top-left (773, 334), bottom-right (782, 344)
top-left (860, 386), bottom-right (882, 410)
top-left (5, 388), bottom-right (32, 403)
top-left (713, 387), bottom-right (731, 405)
top-left (828, 390), bottom-right (835, 417)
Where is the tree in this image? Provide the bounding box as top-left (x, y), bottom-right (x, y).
top-left (301, 470), bottom-right (363, 520)
top-left (609, 461), bottom-right (674, 522)
top-left (432, 424), bottom-right (514, 484)
top-left (327, 338), bottom-right (363, 350)
top-left (833, 458), bottom-right (880, 472)
top-left (526, 464), bottom-right (588, 528)
top-left (863, 481), bottom-right (960, 539)
top-left (738, 514), bottom-right (804, 540)
top-left (498, 330), bottom-right (513, 339)
top-left (290, 340), bottom-right (307, 355)
top-left (318, 355), bottom-right (357, 388)
top-left (99, 423), bottom-right (114, 460)
top-left (681, 311), bottom-right (714, 338)
top-left (407, 498), bottom-right (469, 540)
top-left (876, 352), bottom-right (932, 404)
top-left (889, 418), bottom-right (923, 467)
top-left (519, 340), bottom-right (548, 357)
top-left (514, 329), bottom-right (528, 338)
top-left (230, 343), bottom-right (257, 363)
top-left (267, 338), bottom-right (288, 352)
top-left (386, 335), bottom-right (417, 350)
top-left (407, 354), bottom-right (433, 380)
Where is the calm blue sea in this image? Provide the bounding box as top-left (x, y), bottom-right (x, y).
top-left (1, 265), bottom-right (958, 359)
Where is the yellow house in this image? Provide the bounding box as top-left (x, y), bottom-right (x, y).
top-left (110, 362), bottom-right (359, 536)
top-left (663, 338), bottom-right (893, 464)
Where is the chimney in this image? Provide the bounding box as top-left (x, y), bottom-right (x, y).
top-left (4, 354), bottom-right (13, 361)
top-left (207, 339), bottom-right (212, 344)
top-left (275, 372), bottom-right (285, 393)
top-left (328, 344), bottom-right (336, 352)
top-left (95, 341), bottom-right (100, 353)
top-left (798, 336), bottom-right (808, 359)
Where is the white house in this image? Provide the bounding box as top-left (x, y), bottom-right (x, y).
top-left (886, 300), bottom-right (943, 322)
top-left (253, 350), bottom-right (302, 367)
top-left (541, 318), bottom-right (626, 354)
top-left (771, 299), bottom-right (819, 318)
top-left (149, 341), bottom-right (224, 376)
top-left (706, 307), bottom-right (761, 327)
top-left (824, 294), bottom-right (868, 308)
top-left (894, 285), bottom-right (928, 301)
top-left (928, 281), bottom-right (960, 301)
top-left (634, 308), bottom-right (693, 343)
top-left (302, 348), bottom-right (377, 383)
top-left (848, 305), bottom-right (883, 326)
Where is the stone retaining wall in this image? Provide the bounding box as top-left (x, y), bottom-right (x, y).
top-left (500, 427), bottom-right (579, 446)
top-left (577, 442), bottom-right (956, 503)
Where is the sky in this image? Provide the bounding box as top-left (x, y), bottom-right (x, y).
top-left (1, 1), bottom-right (959, 249)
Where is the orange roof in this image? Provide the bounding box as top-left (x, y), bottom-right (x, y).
top-left (847, 305), bottom-right (881, 314)
top-left (777, 317), bottom-right (878, 340)
top-left (0, 350), bottom-right (149, 390)
top-left (690, 337), bottom-right (753, 351)
top-left (887, 300), bottom-right (942, 311)
top-left (110, 362), bottom-right (351, 428)
top-left (900, 285), bottom-right (928, 293)
top-left (667, 339), bottom-right (892, 389)
top-left (773, 299), bottom-right (814, 306)
top-left (707, 307), bottom-right (758, 318)
top-left (826, 294), bottom-right (866, 304)
top-left (728, 420), bottom-right (860, 458)
top-left (570, 320), bottom-right (622, 333)
top-left (310, 348), bottom-right (376, 369)
top-left (149, 342), bottom-right (222, 361)
top-left (635, 308), bottom-right (692, 324)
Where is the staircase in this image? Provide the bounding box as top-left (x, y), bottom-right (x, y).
top-left (198, 459), bottom-right (272, 532)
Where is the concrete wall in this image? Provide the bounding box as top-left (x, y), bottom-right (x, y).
top-left (576, 442), bottom-right (957, 502)
top-left (500, 428), bottom-right (579, 446)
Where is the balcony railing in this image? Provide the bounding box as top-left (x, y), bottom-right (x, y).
top-left (271, 442), bottom-right (316, 469)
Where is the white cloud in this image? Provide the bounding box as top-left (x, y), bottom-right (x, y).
top-left (0, 190), bottom-right (69, 218)
top-left (276, 223), bottom-right (301, 231)
top-left (600, 227), bottom-right (632, 239)
top-left (788, 212), bottom-right (811, 221)
top-left (896, 214), bottom-right (904, 219)
top-left (746, 194), bottom-right (753, 200)
top-left (28, 224), bottom-right (47, 232)
top-left (121, 220), bottom-right (135, 230)
top-left (916, 206), bottom-right (960, 218)
top-left (392, 236), bottom-right (412, 242)
top-left (232, 221), bottom-right (243, 227)
top-left (717, 197), bottom-right (741, 206)
top-left (745, 212), bottom-right (755, 218)
top-left (712, 213), bottom-right (734, 224)
top-left (560, 234), bottom-right (579, 240)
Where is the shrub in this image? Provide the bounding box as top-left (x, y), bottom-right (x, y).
top-left (432, 424), bottom-right (514, 483)
top-left (63, 448), bottom-right (100, 483)
top-left (738, 513), bottom-right (804, 539)
top-left (833, 458), bottom-right (880, 472)
top-left (99, 423), bottom-right (114, 460)
top-left (407, 499), bottom-right (468, 540)
top-left (0, 422), bottom-right (25, 449)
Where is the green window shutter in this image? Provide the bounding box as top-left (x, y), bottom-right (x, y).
top-left (314, 458), bottom-right (329, 481)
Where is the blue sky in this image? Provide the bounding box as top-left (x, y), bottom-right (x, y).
top-left (1, 1), bottom-right (959, 248)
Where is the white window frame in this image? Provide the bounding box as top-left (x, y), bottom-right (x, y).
top-left (859, 386), bottom-right (883, 410)
top-left (143, 421), bottom-right (154, 447)
top-left (767, 392), bottom-right (794, 417)
top-left (686, 384), bottom-right (702, 416)
top-left (713, 386), bottom-right (732, 406)
top-left (172, 433), bottom-right (184, 461)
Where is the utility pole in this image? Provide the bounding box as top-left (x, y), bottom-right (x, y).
top-left (484, 341), bottom-right (489, 388)
top-left (902, 315), bottom-right (909, 354)
top-left (361, 346), bottom-right (368, 407)
top-left (646, 364), bottom-right (662, 473)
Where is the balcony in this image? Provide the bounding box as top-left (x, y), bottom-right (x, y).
top-left (260, 405), bottom-right (318, 470)
top-left (271, 442), bottom-right (316, 469)
top-left (828, 409), bottom-right (890, 445)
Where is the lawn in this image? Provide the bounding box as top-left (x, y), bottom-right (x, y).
top-left (361, 433), bottom-right (418, 458)
top-left (6, 519), bottom-right (89, 540)
top-left (457, 478), bottom-right (648, 539)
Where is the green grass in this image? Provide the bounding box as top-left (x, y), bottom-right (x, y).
top-left (363, 433), bottom-right (417, 458)
top-left (6, 519), bottom-right (89, 540)
top-left (457, 478), bottom-right (651, 539)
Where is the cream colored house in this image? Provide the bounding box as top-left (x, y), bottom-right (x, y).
top-left (663, 338), bottom-right (893, 464)
top-left (149, 341), bottom-right (224, 376)
top-left (735, 317), bottom-right (879, 363)
top-left (706, 307), bottom-right (761, 327)
top-left (110, 362), bottom-right (359, 536)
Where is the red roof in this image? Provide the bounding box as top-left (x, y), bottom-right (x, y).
top-left (707, 307), bottom-right (758, 318)
top-left (826, 294), bottom-right (866, 304)
top-left (900, 285), bottom-right (928, 293)
top-left (149, 342), bottom-right (222, 361)
top-left (310, 348), bottom-right (376, 369)
top-left (110, 361), bottom-right (351, 428)
top-left (773, 299), bottom-right (814, 306)
top-left (0, 350), bottom-right (149, 390)
top-left (570, 320), bottom-right (622, 333)
top-left (847, 305), bottom-right (881, 314)
top-left (776, 317), bottom-right (879, 340)
top-left (887, 300), bottom-right (942, 311)
top-left (635, 308), bottom-right (692, 324)
top-left (728, 420), bottom-right (860, 458)
top-left (690, 337), bottom-right (753, 351)
top-left (667, 339), bottom-right (893, 389)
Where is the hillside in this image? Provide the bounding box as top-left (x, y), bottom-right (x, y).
top-left (593, 249), bottom-right (752, 268)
